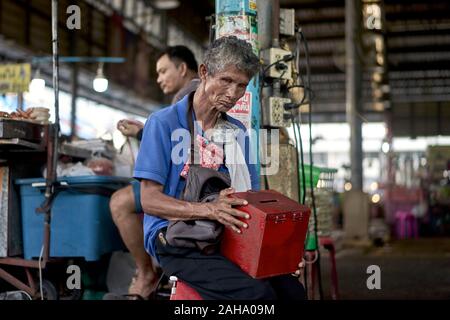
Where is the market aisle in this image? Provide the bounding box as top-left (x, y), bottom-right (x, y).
top-left (318, 238), bottom-right (450, 300)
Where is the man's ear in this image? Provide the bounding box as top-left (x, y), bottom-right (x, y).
top-left (199, 64), bottom-right (208, 81)
top-left (178, 62), bottom-right (188, 77)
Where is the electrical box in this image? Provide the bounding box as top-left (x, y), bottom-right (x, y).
top-left (262, 97), bottom-right (291, 127)
top-left (280, 9), bottom-right (296, 36)
top-left (261, 48), bottom-right (293, 80)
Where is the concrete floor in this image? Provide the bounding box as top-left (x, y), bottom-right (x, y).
top-left (318, 238), bottom-right (450, 300)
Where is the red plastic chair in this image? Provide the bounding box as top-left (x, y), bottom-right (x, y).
top-left (305, 236), bottom-right (339, 300)
top-left (169, 276), bottom-right (203, 300)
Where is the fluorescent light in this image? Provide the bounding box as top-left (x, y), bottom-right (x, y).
top-left (153, 0), bottom-right (180, 10)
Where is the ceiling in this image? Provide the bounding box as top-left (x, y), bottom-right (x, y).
top-left (1, 0), bottom-right (448, 136)
top-left (279, 0), bottom-right (450, 136)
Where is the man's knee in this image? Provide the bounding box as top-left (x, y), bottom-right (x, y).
top-left (109, 186), bottom-right (134, 219)
top-left (252, 280), bottom-right (276, 300)
top-left (234, 278), bottom-right (276, 300)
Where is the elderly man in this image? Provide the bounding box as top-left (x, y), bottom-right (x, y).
top-left (134, 36), bottom-right (305, 300)
top-left (109, 46), bottom-right (199, 300)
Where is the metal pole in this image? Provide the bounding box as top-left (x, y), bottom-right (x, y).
top-left (52, 0), bottom-right (59, 130)
top-left (160, 11), bottom-right (168, 47)
top-left (17, 93), bottom-right (24, 110)
top-left (345, 0), bottom-right (363, 191)
top-left (258, 0), bottom-right (274, 50)
top-left (271, 0), bottom-right (280, 48)
top-left (32, 57), bottom-right (126, 64)
top-left (259, 0), bottom-right (280, 100)
top-left (70, 65), bottom-right (78, 140)
top-left (259, 0), bottom-right (276, 104)
top-left (41, 0), bottom-right (59, 262)
top-left (385, 108), bottom-right (395, 184)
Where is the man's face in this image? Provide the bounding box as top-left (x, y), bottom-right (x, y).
top-left (156, 54), bottom-right (185, 95)
top-left (201, 65), bottom-right (250, 113)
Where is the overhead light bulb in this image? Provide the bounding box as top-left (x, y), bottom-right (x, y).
top-left (93, 63), bottom-right (108, 93)
top-left (381, 141), bottom-right (390, 153)
top-left (344, 182), bottom-right (352, 191)
top-left (370, 182), bottom-right (378, 191)
top-left (371, 193), bottom-right (381, 203)
top-left (153, 0), bottom-right (180, 10)
top-left (29, 69), bottom-right (45, 93)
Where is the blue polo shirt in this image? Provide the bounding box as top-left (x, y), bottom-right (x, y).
top-left (133, 94), bottom-right (260, 258)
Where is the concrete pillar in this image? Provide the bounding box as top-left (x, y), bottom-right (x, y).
top-left (345, 0), bottom-right (363, 191)
top-left (343, 0), bottom-right (370, 244)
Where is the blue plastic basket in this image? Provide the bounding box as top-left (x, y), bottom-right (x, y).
top-left (16, 176), bottom-right (132, 261)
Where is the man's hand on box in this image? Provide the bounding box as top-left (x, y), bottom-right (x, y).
top-left (205, 187), bottom-right (249, 234)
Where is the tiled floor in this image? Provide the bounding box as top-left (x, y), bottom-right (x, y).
top-left (317, 238), bottom-right (450, 300)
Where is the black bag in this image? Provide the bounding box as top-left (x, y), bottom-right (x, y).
top-left (165, 165), bottom-right (230, 253)
top-left (165, 94), bottom-right (230, 254)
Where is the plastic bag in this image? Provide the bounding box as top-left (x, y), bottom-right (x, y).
top-left (113, 138), bottom-right (139, 177)
top-left (86, 157), bottom-right (114, 176)
top-left (43, 161), bottom-right (95, 177)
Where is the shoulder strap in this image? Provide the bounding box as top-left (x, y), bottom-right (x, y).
top-left (187, 92), bottom-right (197, 164)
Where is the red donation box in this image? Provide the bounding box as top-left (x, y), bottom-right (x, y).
top-left (221, 190), bottom-right (311, 279)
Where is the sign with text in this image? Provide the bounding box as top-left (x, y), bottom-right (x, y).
top-left (228, 91), bottom-right (252, 129)
top-left (0, 63), bottom-right (31, 94)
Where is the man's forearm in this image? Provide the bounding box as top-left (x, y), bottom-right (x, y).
top-left (140, 181), bottom-right (210, 221)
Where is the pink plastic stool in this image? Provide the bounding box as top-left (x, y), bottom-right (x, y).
top-left (395, 210), bottom-right (418, 239)
top-left (305, 236), bottom-right (340, 300)
top-left (169, 276), bottom-right (203, 300)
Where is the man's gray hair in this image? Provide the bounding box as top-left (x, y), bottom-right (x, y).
top-left (204, 36), bottom-right (260, 79)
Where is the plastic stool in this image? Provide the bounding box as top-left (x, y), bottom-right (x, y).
top-left (395, 210), bottom-right (418, 239)
top-left (169, 276), bottom-right (203, 300)
top-left (305, 236), bottom-right (339, 300)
